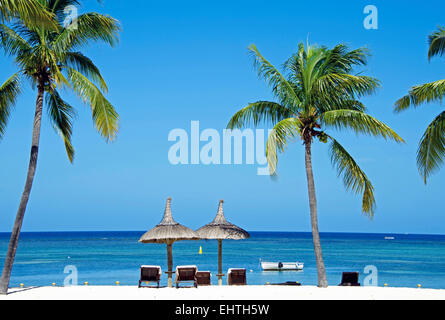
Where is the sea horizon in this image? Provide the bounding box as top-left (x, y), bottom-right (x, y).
top-left (2, 230), bottom-right (445, 236)
top-left (2, 231), bottom-right (445, 289)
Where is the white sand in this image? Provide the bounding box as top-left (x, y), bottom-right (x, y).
top-left (1, 285), bottom-right (445, 300)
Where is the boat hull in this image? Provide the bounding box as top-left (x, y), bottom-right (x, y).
top-left (261, 261), bottom-right (304, 271)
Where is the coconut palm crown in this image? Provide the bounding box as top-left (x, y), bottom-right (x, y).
top-left (228, 42), bottom-right (404, 287)
top-left (0, 0), bottom-right (120, 159)
top-left (395, 26), bottom-right (445, 183)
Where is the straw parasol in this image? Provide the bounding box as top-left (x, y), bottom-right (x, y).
top-left (196, 200), bottom-right (250, 285)
top-left (139, 198), bottom-right (200, 287)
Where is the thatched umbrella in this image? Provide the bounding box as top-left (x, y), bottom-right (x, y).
top-left (139, 198), bottom-right (200, 287)
top-left (196, 200), bottom-right (250, 285)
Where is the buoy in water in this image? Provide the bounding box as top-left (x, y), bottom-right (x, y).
top-left (199, 246), bottom-right (203, 255)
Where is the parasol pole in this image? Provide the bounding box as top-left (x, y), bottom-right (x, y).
top-left (166, 241), bottom-right (173, 288)
top-left (217, 239), bottom-right (223, 286)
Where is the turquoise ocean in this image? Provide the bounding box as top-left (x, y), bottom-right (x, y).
top-left (1, 232), bottom-right (445, 289)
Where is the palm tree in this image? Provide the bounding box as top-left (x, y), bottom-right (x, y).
top-left (0, 0), bottom-right (120, 294)
top-left (395, 26), bottom-right (445, 183)
top-left (228, 43), bottom-right (404, 287)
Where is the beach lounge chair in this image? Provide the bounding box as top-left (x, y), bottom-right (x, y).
top-left (138, 265), bottom-right (162, 288)
top-left (227, 268), bottom-right (247, 285)
top-left (269, 281), bottom-right (301, 286)
top-left (175, 265), bottom-right (198, 288)
top-left (339, 272), bottom-right (360, 286)
top-left (195, 271), bottom-right (211, 286)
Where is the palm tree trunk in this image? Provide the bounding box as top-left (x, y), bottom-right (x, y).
top-left (304, 141), bottom-right (328, 288)
top-left (0, 84), bottom-right (44, 295)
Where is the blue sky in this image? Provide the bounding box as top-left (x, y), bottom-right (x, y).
top-left (1, 0), bottom-right (445, 234)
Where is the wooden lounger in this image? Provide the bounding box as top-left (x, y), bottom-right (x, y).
top-left (195, 271), bottom-right (211, 286)
top-left (339, 272), bottom-right (360, 286)
top-left (269, 281), bottom-right (301, 286)
top-left (175, 265), bottom-right (198, 288)
top-left (138, 265), bottom-right (162, 288)
top-left (227, 268), bottom-right (247, 285)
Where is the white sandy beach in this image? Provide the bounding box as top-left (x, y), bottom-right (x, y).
top-left (1, 285), bottom-right (445, 300)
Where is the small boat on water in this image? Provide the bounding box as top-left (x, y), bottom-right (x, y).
top-left (384, 236), bottom-right (395, 240)
top-left (260, 259), bottom-right (304, 271)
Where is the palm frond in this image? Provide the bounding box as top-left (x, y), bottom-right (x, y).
top-left (47, 0), bottom-right (81, 22)
top-left (321, 109), bottom-right (405, 142)
top-left (333, 46), bottom-right (370, 70)
top-left (68, 68), bottom-right (119, 141)
top-left (0, 73), bottom-right (21, 139)
top-left (227, 101), bottom-right (294, 129)
top-left (314, 73), bottom-right (380, 99)
top-left (63, 52), bottom-right (108, 92)
top-left (300, 46), bottom-right (327, 98)
top-left (266, 117), bottom-right (302, 175)
top-left (283, 43), bottom-right (306, 88)
top-left (328, 136), bottom-right (375, 216)
top-left (0, 23), bottom-right (32, 57)
top-left (248, 44), bottom-right (301, 111)
top-left (395, 79), bottom-right (445, 112)
top-left (46, 89), bottom-right (76, 162)
top-left (0, 0), bottom-right (56, 29)
top-left (428, 26), bottom-right (445, 60)
top-left (320, 45), bottom-right (369, 75)
top-left (318, 98), bottom-right (367, 113)
top-left (53, 13), bottom-right (121, 52)
top-left (417, 111), bottom-right (445, 184)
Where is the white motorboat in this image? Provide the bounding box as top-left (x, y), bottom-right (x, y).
top-left (260, 260), bottom-right (304, 271)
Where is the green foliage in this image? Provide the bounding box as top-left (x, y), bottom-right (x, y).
top-left (395, 80), bottom-right (445, 113)
top-left (227, 101), bottom-right (295, 129)
top-left (329, 137), bottom-right (375, 216)
top-left (395, 26), bottom-right (445, 183)
top-left (248, 44), bottom-right (301, 112)
top-left (0, 0), bottom-right (121, 161)
top-left (228, 42), bottom-right (404, 216)
top-left (266, 117), bottom-right (302, 175)
top-left (0, 73), bottom-right (20, 139)
top-left (428, 26), bottom-right (445, 60)
top-left (321, 109), bottom-right (404, 142)
top-left (417, 111), bottom-right (445, 184)
top-left (0, 0), bottom-right (55, 28)
top-left (46, 89), bottom-right (76, 162)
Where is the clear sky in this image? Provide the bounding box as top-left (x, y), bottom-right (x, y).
top-left (1, 0), bottom-right (444, 234)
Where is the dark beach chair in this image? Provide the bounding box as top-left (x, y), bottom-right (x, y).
top-left (269, 281), bottom-right (301, 286)
top-left (175, 265), bottom-right (198, 288)
top-left (195, 271), bottom-right (211, 286)
top-left (227, 268), bottom-right (247, 286)
top-left (339, 272), bottom-right (360, 286)
top-left (138, 265), bottom-right (162, 288)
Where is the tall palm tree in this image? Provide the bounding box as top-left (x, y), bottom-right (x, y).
top-left (0, 0), bottom-right (120, 294)
top-left (228, 43), bottom-right (404, 287)
top-left (395, 26), bottom-right (445, 183)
